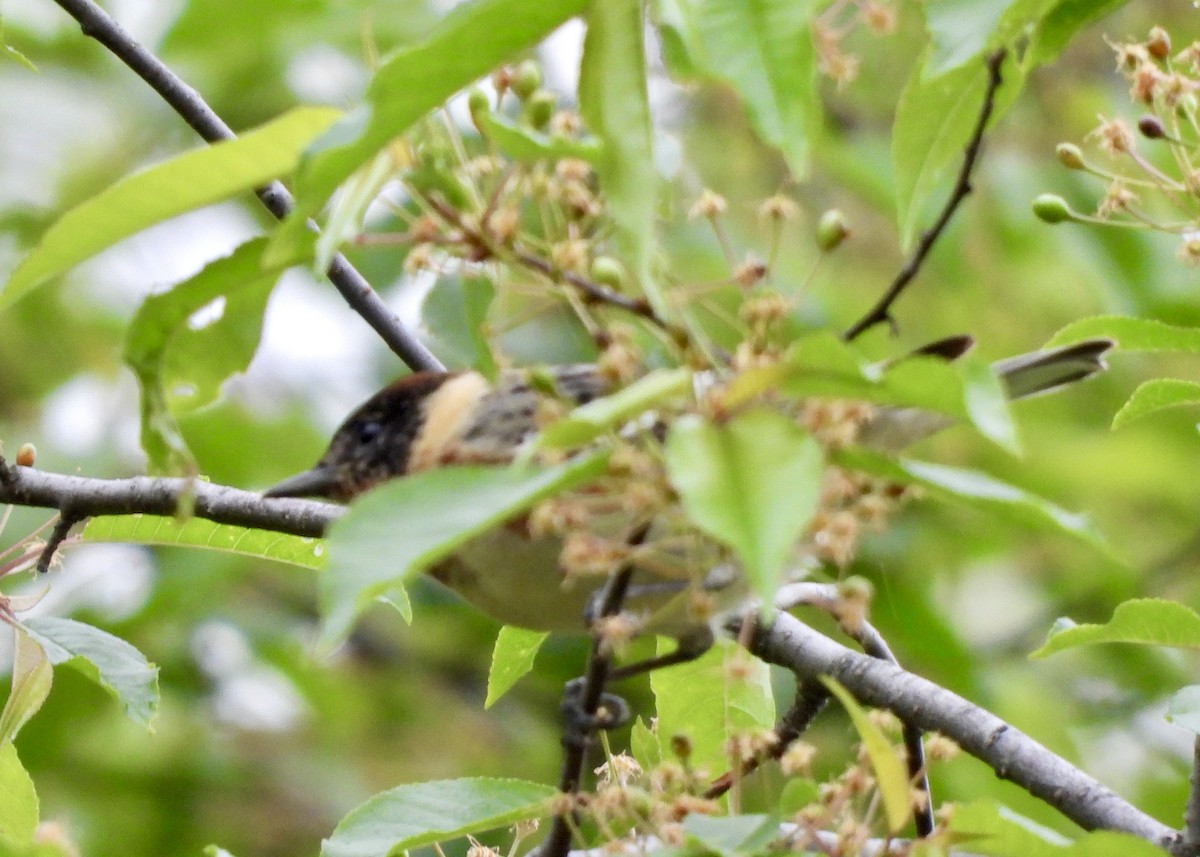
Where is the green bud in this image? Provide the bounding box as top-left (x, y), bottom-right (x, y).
top-left (524, 90), bottom-right (556, 130)
top-left (512, 60), bottom-right (542, 100)
top-left (467, 88), bottom-right (490, 131)
top-left (1055, 143), bottom-right (1084, 169)
top-left (815, 209), bottom-right (850, 251)
top-left (589, 256), bottom-right (625, 288)
top-left (1031, 193), bottom-right (1075, 224)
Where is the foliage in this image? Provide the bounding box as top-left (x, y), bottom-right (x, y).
top-left (0, 1), bottom-right (1199, 856)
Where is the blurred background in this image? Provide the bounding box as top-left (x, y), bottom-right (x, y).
top-left (0, 0), bottom-right (1197, 854)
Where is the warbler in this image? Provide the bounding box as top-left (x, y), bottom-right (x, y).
top-left (264, 337), bottom-right (1113, 650)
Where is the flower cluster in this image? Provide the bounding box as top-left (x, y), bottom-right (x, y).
top-left (1037, 27), bottom-right (1200, 264)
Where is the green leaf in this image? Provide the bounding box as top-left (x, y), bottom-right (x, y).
top-left (1166, 685), bottom-right (1200, 735)
top-left (653, 0), bottom-right (818, 181)
top-left (419, 274), bottom-right (497, 377)
top-left (820, 677), bottom-right (911, 834)
top-left (291, 0), bottom-right (588, 221)
top-left (920, 0), bottom-right (1040, 77)
top-left (947, 799), bottom-right (1166, 857)
top-left (476, 113), bottom-right (601, 163)
top-left (320, 451), bottom-right (609, 649)
top-left (537, 367), bottom-right (692, 448)
top-left (0, 628), bottom-right (51, 745)
top-left (485, 626), bottom-right (548, 709)
top-left (665, 410), bottom-right (822, 607)
top-left (1048, 315), bottom-right (1200, 353)
top-left (315, 141), bottom-right (410, 274)
top-left (651, 639), bottom-right (775, 777)
top-left (682, 813), bottom-right (778, 857)
top-left (579, 0), bottom-right (664, 317)
top-left (629, 717), bottom-right (662, 770)
top-left (892, 53), bottom-right (1022, 250)
top-left (321, 777), bottom-right (555, 857)
top-left (1031, 598), bottom-right (1200, 659)
top-left (2, 107), bottom-right (339, 309)
top-left (82, 515), bottom-right (328, 570)
top-left (0, 743), bottom-right (37, 845)
top-left (19, 617), bottom-right (158, 729)
top-left (1029, 0), bottom-right (1130, 67)
top-left (835, 449), bottom-right (1112, 556)
top-left (1112, 379), bottom-right (1200, 429)
top-left (124, 238), bottom-right (292, 473)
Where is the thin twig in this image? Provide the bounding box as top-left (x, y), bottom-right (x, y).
top-left (49, 0), bottom-right (443, 373)
top-left (539, 569), bottom-right (636, 857)
top-left (842, 49), bottom-right (1007, 343)
top-left (35, 513), bottom-right (77, 574)
top-left (420, 192), bottom-right (678, 335)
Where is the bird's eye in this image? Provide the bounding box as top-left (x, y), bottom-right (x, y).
top-left (356, 421), bottom-right (382, 444)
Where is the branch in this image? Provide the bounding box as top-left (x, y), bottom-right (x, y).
top-left (50, 0), bottom-right (444, 374)
top-left (1186, 737), bottom-right (1200, 852)
top-left (0, 458), bottom-right (337, 539)
top-left (842, 49), bottom-right (1007, 343)
top-left (746, 611), bottom-right (1185, 855)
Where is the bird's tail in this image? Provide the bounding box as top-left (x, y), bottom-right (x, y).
top-left (994, 338), bottom-right (1114, 400)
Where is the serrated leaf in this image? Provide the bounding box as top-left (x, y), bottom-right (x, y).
top-left (291, 0), bottom-right (588, 221)
top-left (1031, 598), bottom-right (1200, 659)
top-left (0, 628), bottom-right (51, 745)
top-left (537, 367), bottom-right (692, 449)
top-left (0, 743), bottom-right (37, 844)
top-left (835, 448), bottom-right (1112, 556)
top-left (321, 777), bottom-right (555, 857)
top-left (485, 626), bottom-right (548, 709)
top-left (1048, 315), bottom-right (1200, 353)
top-left (579, 0), bottom-right (664, 317)
top-left (2, 107), bottom-right (339, 309)
top-left (1112, 379), bottom-right (1200, 429)
top-left (82, 515), bottom-right (328, 569)
top-left (665, 410), bottom-right (822, 608)
top-left (1166, 685), bottom-right (1200, 735)
top-left (820, 677), bottom-right (911, 834)
top-left (19, 617), bottom-right (158, 729)
top-left (651, 639), bottom-right (774, 777)
top-left (653, 0), bottom-right (818, 180)
top-left (320, 451), bottom-right (609, 650)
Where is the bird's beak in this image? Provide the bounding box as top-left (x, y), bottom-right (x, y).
top-left (263, 466), bottom-right (338, 499)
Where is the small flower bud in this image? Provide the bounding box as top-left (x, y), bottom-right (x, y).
top-left (816, 208), bottom-right (850, 250)
top-left (1138, 115), bottom-right (1167, 139)
top-left (670, 734), bottom-right (692, 761)
top-left (1055, 143), bottom-right (1085, 169)
top-left (688, 189), bottom-right (727, 219)
top-left (1032, 193), bottom-right (1075, 224)
top-left (524, 90), bottom-right (556, 129)
top-left (758, 194), bottom-right (800, 221)
top-left (1148, 27), bottom-right (1171, 61)
top-left (15, 443), bottom-right (35, 467)
top-left (466, 87), bottom-right (490, 127)
top-left (512, 60), bottom-right (542, 100)
top-left (589, 256), bottom-right (625, 288)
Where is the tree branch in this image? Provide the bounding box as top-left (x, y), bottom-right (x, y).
top-left (0, 458), bottom-right (337, 539)
top-left (1185, 736), bottom-right (1200, 852)
top-left (842, 49), bottom-right (1007, 343)
top-left (745, 611), bottom-right (1184, 855)
top-left (50, 0), bottom-right (444, 374)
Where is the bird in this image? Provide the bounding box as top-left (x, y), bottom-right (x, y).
top-left (264, 336), bottom-right (1114, 661)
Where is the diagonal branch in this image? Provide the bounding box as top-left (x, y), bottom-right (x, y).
top-left (842, 49), bottom-right (1007, 343)
top-left (49, 0), bottom-right (444, 374)
top-left (745, 611), bottom-right (1185, 855)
